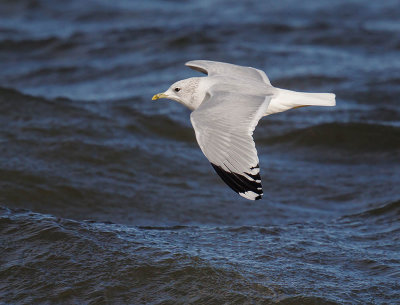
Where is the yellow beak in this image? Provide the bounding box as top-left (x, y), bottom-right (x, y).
top-left (152, 92), bottom-right (168, 100)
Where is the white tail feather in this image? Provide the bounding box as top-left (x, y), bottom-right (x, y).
top-left (266, 88), bottom-right (336, 115)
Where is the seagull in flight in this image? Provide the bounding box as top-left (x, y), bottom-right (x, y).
top-left (152, 60), bottom-right (335, 200)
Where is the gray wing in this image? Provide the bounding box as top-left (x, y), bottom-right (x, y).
top-left (186, 60), bottom-right (271, 85)
top-left (190, 87), bottom-right (271, 200)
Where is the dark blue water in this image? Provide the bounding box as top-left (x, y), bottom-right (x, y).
top-left (1, 0), bottom-right (399, 304)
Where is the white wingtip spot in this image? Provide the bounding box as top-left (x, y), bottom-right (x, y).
top-left (250, 167), bottom-right (260, 175)
top-left (239, 191), bottom-right (263, 201)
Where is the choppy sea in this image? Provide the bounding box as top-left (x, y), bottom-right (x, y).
top-left (1, 0), bottom-right (399, 304)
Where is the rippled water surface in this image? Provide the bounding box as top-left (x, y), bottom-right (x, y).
top-left (1, 0), bottom-right (399, 304)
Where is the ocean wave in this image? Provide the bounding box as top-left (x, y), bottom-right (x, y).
top-left (0, 86), bottom-right (106, 139)
top-left (0, 37), bottom-right (59, 51)
top-left (126, 113), bottom-right (195, 142)
top-left (164, 21), bottom-right (335, 49)
top-left (307, 28), bottom-right (390, 48)
top-left (115, 113), bottom-right (400, 150)
top-left (275, 296), bottom-right (338, 305)
top-left (0, 86), bottom-right (76, 106)
top-left (262, 122), bottom-right (400, 152)
top-left (4, 86), bottom-right (397, 153)
top-left (344, 199), bottom-right (400, 220)
top-left (137, 225), bottom-right (190, 230)
top-left (2, 208), bottom-right (334, 304)
top-left (0, 87), bottom-right (82, 131)
top-left (11, 66), bottom-right (91, 85)
top-left (3, 207), bottom-right (391, 304)
top-left (0, 35), bottom-right (83, 56)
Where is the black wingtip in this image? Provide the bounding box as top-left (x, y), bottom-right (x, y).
top-left (211, 163), bottom-right (263, 199)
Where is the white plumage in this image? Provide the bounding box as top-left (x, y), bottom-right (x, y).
top-left (152, 60), bottom-right (336, 200)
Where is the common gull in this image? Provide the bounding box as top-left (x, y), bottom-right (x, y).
top-left (152, 60), bottom-right (335, 200)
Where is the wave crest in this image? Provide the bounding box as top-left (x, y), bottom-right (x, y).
top-left (263, 122), bottom-right (400, 152)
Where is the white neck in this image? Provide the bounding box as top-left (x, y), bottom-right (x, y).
top-left (184, 77), bottom-right (207, 111)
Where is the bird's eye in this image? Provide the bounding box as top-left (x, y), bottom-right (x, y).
top-left (174, 87), bottom-right (181, 92)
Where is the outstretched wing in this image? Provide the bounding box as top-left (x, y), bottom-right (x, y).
top-left (186, 60), bottom-right (271, 85)
top-left (190, 86), bottom-right (271, 200)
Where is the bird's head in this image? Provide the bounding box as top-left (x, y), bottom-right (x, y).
top-left (152, 78), bottom-right (201, 110)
